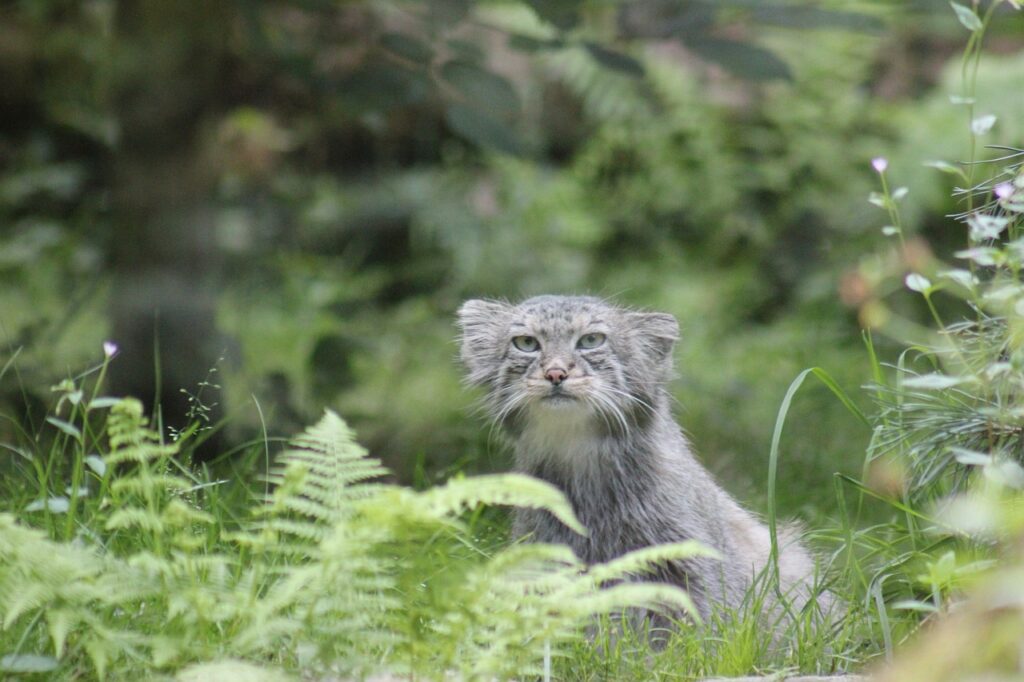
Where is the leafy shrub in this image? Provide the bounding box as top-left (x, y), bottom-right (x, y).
top-left (823, 2), bottom-right (1024, 675)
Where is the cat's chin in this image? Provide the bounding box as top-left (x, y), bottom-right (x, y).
top-left (538, 393), bottom-right (581, 409)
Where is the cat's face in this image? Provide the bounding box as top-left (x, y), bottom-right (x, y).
top-left (457, 296), bottom-right (678, 436)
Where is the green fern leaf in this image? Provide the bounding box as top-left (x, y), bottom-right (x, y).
top-left (573, 582), bottom-right (700, 622)
top-left (105, 398), bottom-right (178, 464)
top-left (262, 410), bottom-right (388, 531)
top-left (585, 540), bottom-right (720, 583)
top-left (367, 473), bottom-right (587, 536)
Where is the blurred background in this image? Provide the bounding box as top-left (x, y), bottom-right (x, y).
top-left (2, 0), bottom-right (1023, 520)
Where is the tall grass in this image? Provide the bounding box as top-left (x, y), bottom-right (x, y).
top-left (831, 2), bottom-right (1024, 678)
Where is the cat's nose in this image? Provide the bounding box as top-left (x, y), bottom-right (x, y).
top-left (545, 367), bottom-right (567, 385)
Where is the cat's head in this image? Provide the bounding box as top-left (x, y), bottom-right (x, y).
top-left (456, 295), bottom-right (678, 435)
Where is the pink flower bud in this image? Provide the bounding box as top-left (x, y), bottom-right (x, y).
top-left (872, 157), bottom-right (888, 174)
top-left (995, 182), bottom-right (1013, 199)
top-left (103, 341), bottom-right (118, 358)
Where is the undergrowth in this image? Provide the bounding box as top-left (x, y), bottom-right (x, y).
top-left (4, 2), bottom-right (1024, 680)
top-left (1, 363), bottom-right (715, 679)
top-left (0, 356), bottom-right (857, 679)
top-left (816, 1), bottom-right (1024, 679)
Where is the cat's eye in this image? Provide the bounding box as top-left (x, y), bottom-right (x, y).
top-left (577, 333), bottom-right (606, 350)
top-left (512, 335), bottom-right (540, 352)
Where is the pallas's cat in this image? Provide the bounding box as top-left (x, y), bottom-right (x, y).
top-left (457, 295), bottom-right (833, 632)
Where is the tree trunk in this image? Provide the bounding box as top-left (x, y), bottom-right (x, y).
top-left (109, 2), bottom-right (233, 456)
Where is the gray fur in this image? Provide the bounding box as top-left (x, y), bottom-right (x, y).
top-left (457, 295), bottom-right (832, 630)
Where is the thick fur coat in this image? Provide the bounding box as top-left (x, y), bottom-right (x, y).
top-left (457, 295), bottom-right (831, 628)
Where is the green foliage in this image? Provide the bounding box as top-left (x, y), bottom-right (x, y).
top-left (9, 0), bottom-right (1018, 518)
top-left (817, 5), bottom-right (1024, 678)
top-left (4, 0), bottom-right (1024, 678)
top-left (1, 386), bottom-right (710, 679)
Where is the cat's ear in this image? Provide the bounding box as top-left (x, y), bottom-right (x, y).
top-left (457, 299), bottom-right (513, 385)
top-left (628, 311), bottom-right (680, 368)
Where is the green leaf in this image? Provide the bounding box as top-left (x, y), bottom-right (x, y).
top-left (968, 213), bottom-right (1008, 241)
top-left (445, 104), bottom-right (524, 155)
top-left (891, 599), bottom-right (939, 613)
top-left (379, 32), bottom-right (434, 64)
top-left (48, 609), bottom-right (74, 657)
top-left (0, 654), bottom-right (59, 673)
top-left (950, 2), bottom-right (983, 31)
top-left (587, 541), bottom-right (719, 583)
top-left (687, 37), bottom-right (791, 81)
top-left (410, 473), bottom-right (587, 535)
top-left (955, 247), bottom-right (1001, 266)
top-left (950, 447), bottom-right (991, 466)
top-left (904, 273), bottom-right (931, 293)
top-left (923, 160), bottom-right (964, 176)
top-left (578, 581), bottom-right (701, 623)
top-left (46, 416), bottom-right (81, 440)
top-left (176, 659), bottom-right (290, 682)
top-left (767, 367), bottom-right (869, 575)
top-left (901, 373), bottom-right (963, 390)
top-left (584, 42), bottom-right (645, 77)
top-left (440, 60), bottom-right (520, 118)
top-left (835, 474), bottom-right (935, 519)
top-left (937, 268), bottom-right (976, 290)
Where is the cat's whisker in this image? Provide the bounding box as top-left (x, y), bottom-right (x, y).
top-left (469, 398), bottom-right (494, 421)
top-left (489, 390), bottom-right (528, 441)
top-left (485, 391), bottom-right (515, 446)
top-left (600, 384), bottom-right (656, 416)
top-left (587, 389), bottom-right (629, 437)
top-left (583, 393), bottom-right (618, 437)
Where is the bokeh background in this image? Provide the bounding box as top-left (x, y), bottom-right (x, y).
top-left (3, 0), bottom-right (1024, 520)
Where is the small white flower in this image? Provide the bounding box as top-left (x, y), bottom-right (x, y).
top-left (872, 157), bottom-right (888, 173)
top-left (995, 182), bottom-right (1013, 199)
top-left (103, 341), bottom-right (118, 358)
top-left (971, 114), bottom-right (997, 136)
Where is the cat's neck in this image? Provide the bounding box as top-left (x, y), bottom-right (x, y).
top-left (511, 398), bottom-right (684, 482)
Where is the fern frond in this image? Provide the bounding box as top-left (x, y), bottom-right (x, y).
top-left (262, 410), bottom-right (388, 529)
top-left (110, 474), bottom-right (194, 495)
top-left (586, 541), bottom-right (720, 583)
top-left (176, 659), bottom-right (290, 682)
top-left (482, 542), bottom-right (580, 574)
top-left (572, 582), bottom-right (700, 622)
top-left (364, 473), bottom-right (586, 536)
top-left (105, 507), bottom-right (166, 533)
top-left (255, 518), bottom-right (326, 544)
top-left (105, 398), bottom-right (178, 464)
top-left (0, 514), bottom-right (155, 676)
top-left (160, 498), bottom-right (215, 527)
